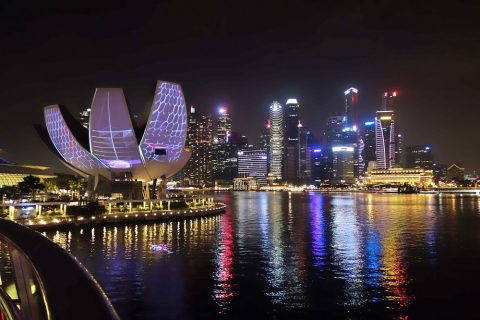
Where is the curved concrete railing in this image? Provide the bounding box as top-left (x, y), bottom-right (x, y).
top-left (0, 219), bottom-right (119, 319)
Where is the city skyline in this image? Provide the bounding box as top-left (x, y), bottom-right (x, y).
top-left (1, 1), bottom-right (479, 173)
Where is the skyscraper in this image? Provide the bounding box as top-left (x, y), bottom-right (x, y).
top-left (361, 121), bottom-right (376, 172)
top-left (216, 107), bottom-right (232, 143)
top-left (183, 106), bottom-right (213, 186)
top-left (381, 90), bottom-right (398, 111)
top-left (406, 145), bottom-right (434, 170)
top-left (298, 124), bottom-right (313, 180)
top-left (344, 87), bottom-right (358, 127)
top-left (237, 149), bottom-right (268, 185)
top-left (269, 101), bottom-right (283, 180)
top-left (375, 110), bottom-right (396, 169)
top-left (284, 98), bottom-right (300, 143)
top-left (332, 146), bottom-right (355, 184)
top-left (259, 120), bottom-right (270, 151)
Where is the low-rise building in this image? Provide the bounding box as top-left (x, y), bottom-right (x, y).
top-left (363, 168), bottom-right (434, 187)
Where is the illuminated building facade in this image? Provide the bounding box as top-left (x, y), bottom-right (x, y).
top-left (269, 101), bottom-right (283, 180)
top-left (447, 163), bottom-right (465, 181)
top-left (361, 121), bottom-right (376, 172)
top-left (39, 81), bottom-right (191, 198)
top-left (344, 87), bottom-right (359, 127)
top-left (311, 148), bottom-right (329, 183)
top-left (237, 149), bottom-right (268, 185)
top-left (183, 106), bottom-right (213, 186)
top-left (216, 107), bottom-right (232, 144)
top-left (0, 164), bottom-right (56, 187)
top-left (298, 126), bottom-right (313, 180)
top-left (375, 110), bottom-right (396, 169)
top-left (381, 90), bottom-right (398, 111)
top-left (363, 168), bottom-right (434, 187)
top-left (332, 146), bottom-right (355, 184)
top-left (395, 133), bottom-right (405, 167)
top-left (284, 98), bottom-right (300, 143)
top-left (406, 145), bottom-right (434, 170)
top-left (259, 120), bottom-right (270, 151)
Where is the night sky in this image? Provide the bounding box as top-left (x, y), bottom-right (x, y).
top-left (1, 0), bottom-right (479, 173)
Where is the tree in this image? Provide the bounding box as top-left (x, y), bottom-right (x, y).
top-left (18, 175), bottom-right (45, 201)
top-left (0, 185), bottom-right (20, 202)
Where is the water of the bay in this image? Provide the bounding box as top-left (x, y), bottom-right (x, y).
top-left (45, 192), bottom-right (480, 319)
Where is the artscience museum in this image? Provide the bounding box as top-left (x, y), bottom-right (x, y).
top-left (37, 81), bottom-right (191, 199)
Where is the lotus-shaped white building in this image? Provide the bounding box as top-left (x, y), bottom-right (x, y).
top-left (39, 81), bottom-right (191, 198)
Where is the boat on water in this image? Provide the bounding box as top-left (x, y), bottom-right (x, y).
top-left (382, 187), bottom-right (399, 193)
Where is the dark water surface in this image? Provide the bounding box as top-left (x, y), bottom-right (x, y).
top-left (45, 192), bottom-right (480, 319)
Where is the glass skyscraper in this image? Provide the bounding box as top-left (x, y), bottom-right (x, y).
top-left (269, 101), bottom-right (283, 180)
top-left (375, 110), bottom-right (396, 169)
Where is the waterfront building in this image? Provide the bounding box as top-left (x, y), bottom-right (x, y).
top-left (183, 106), bottom-right (213, 186)
top-left (216, 107), bottom-right (232, 144)
top-left (361, 121), bottom-right (376, 174)
top-left (395, 133), bottom-right (405, 167)
top-left (375, 110), bottom-right (396, 169)
top-left (363, 167), bottom-right (434, 187)
top-left (406, 145), bottom-right (434, 170)
top-left (447, 163), bottom-right (465, 181)
top-left (284, 99), bottom-right (300, 143)
top-left (283, 98), bottom-right (301, 182)
top-left (38, 81), bottom-right (191, 199)
top-left (433, 163), bottom-right (448, 182)
top-left (381, 90), bottom-right (398, 111)
top-left (0, 164), bottom-right (56, 187)
top-left (331, 146), bottom-right (355, 184)
top-left (269, 101), bottom-right (284, 180)
top-left (298, 125), bottom-right (313, 180)
top-left (311, 148), bottom-right (330, 183)
top-left (233, 175), bottom-right (258, 190)
top-left (259, 121), bottom-right (270, 151)
top-left (237, 149), bottom-right (268, 185)
top-left (344, 87), bottom-right (359, 127)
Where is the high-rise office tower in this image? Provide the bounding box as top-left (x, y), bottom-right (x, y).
top-left (216, 107), bottom-right (232, 144)
top-left (381, 90), bottom-right (398, 111)
top-left (237, 149), bottom-right (268, 185)
top-left (344, 87), bottom-right (359, 127)
top-left (361, 121), bottom-right (376, 172)
top-left (283, 98), bottom-right (301, 182)
top-left (375, 110), bottom-right (396, 169)
top-left (332, 146), bottom-right (355, 183)
top-left (298, 124), bottom-right (313, 180)
top-left (395, 133), bottom-right (405, 167)
top-left (259, 120), bottom-right (270, 151)
top-left (269, 101), bottom-right (284, 180)
top-left (183, 106), bottom-right (213, 186)
top-left (406, 145), bottom-right (434, 170)
top-left (284, 98), bottom-right (300, 143)
top-left (311, 148), bottom-right (330, 183)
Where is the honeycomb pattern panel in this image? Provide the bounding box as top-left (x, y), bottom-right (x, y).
top-left (44, 106), bottom-right (106, 172)
top-left (140, 82), bottom-right (187, 163)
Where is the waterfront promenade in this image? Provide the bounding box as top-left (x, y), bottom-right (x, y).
top-left (1, 197), bottom-right (226, 230)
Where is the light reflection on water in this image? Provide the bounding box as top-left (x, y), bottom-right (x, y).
top-left (40, 192), bottom-right (480, 319)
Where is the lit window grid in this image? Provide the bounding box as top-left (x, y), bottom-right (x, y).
top-left (269, 101), bottom-right (283, 179)
top-left (237, 150), bottom-right (268, 185)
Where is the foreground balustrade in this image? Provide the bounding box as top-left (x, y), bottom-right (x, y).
top-left (0, 219), bottom-right (119, 319)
